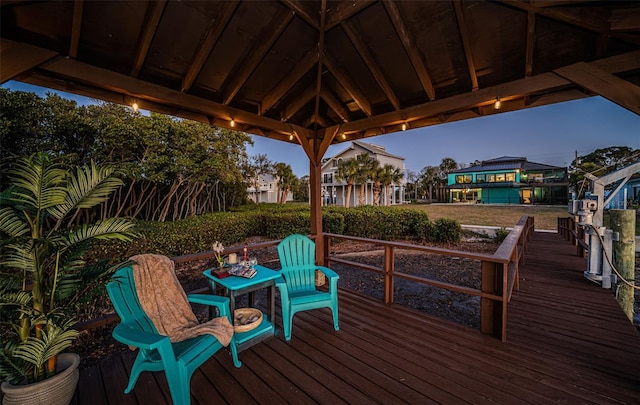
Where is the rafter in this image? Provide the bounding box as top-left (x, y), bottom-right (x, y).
top-left (34, 55), bottom-right (313, 138)
top-left (0, 39), bottom-right (58, 83)
top-left (326, 0), bottom-right (375, 30)
top-left (223, 9), bottom-right (294, 105)
top-left (382, 0), bottom-right (435, 100)
top-left (320, 87), bottom-right (349, 122)
top-left (131, 0), bottom-right (166, 77)
top-left (341, 20), bottom-right (400, 110)
top-left (610, 8), bottom-right (640, 31)
top-left (260, 50), bottom-right (317, 115)
top-left (453, 1), bottom-right (478, 91)
top-left (312, 0), bottom-right (328, 129)
top-left (525, 11), bottom-right (536, 77)
top-left (283, 85), bottom-right (316, 121)
top-left (324, 51), bottom-right (372, 116)
top-left (182, 1), bottom-right (238, 91)
top-left (281, 0), bottom-right (319, 30)
top-left (69, 0), bottom-right (84, 58)
top-left (554, 62), bottom-right (640, 115)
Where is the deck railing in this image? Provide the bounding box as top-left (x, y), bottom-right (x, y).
top-left (323, 215), bottom-right (534, 342)
top-left (77, 216), bottom-right (534, 342)
top-left (557, 216), bottom-right (588, 257)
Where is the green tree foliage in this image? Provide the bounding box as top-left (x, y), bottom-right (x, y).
top-left (274, 162), bottom-right (297, 204)
top-left (335, 157), bottom-right (360, 208)
top-left (569, 146), bottom-right (639, 198)
top-left (1, 89), bottom-right (252, 220)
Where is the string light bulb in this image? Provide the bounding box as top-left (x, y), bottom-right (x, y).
top-left (132, 101), bottom-right (139, 112)
top-left (289, 133), bottom-right (294, 141)
top-left (341, 133), bottom-right (346, 140)
top-left (230, 118), bottom-right (235, 127)
top-left (494, 97), bottom-right (501, 110)
top-left (401, 122), bottom-right (407, 131)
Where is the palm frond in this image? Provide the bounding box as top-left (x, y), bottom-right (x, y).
top-left (62, 218), bottom-right (138, 247)
top-left (0, 243), bottom-right (37, 273)
top-left (0, 290), bottom-right (31, 308)
top-left (0, 207), bottom-right (30, 239)
top-left (0, 341), bottom-right (28, 384)
top-left (7, 153), bottom-right (67, 212)
top-left (12, 321), bottom-right (79, 368)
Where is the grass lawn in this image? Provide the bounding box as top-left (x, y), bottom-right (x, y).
top-left (404, 204), bottom-right (568, 231)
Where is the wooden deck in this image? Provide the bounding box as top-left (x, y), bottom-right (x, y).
top-left (72, 232), bottom-right (640, 404)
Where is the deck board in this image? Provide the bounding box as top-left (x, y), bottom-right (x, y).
top-left (72, 232), bottom-right (640, 404)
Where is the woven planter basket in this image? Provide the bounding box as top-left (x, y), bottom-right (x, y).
top-left (1, 353), bottom-right (80, 405)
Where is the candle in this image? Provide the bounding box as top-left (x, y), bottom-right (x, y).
top-left (228, 253), bottom-right (237, 264)
top-left (243, 246), bottom-right (248, 261)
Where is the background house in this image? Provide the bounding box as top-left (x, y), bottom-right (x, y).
top-left (321, 141), bottom-right (406, 207)
top-left (247, 174), bottom-right (293, 204)
top-left (447, 156), bottom-right (568, 205)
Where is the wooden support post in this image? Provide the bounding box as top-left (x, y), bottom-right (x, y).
top-left (610, 209), bottom-right (636, 322)
top-left (480, 260), bottom-right (505, 340)
top-left (577, 226), bottom-right (585, 257)
top-left (383, 246), bottom-right (394, 304)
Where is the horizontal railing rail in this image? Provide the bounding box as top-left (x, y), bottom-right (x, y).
top-left (77, 217), bottom-right (535, 341)
top-left (557, 216), bottom-right (587, 257)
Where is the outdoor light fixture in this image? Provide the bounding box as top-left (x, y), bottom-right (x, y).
top-left (401, 122), bottom-right (407, 131)
top-left (132, 101), bottom-right (139, 112)
top-left (289, 133), bottom-right (294, 141)
top-left (494, 97), bottom-right (501, 110)
top-left (230, 118), bottom-right (235, 127)
top-left (341, 133), bottom-right (346, 139)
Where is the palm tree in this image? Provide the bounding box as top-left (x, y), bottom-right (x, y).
top-left (354, 153), bottom-right (376, 206)
top-left (369, 161), bottom-right (384, 206)
top-left (335, 158), bottom-right (359, 208)
top-left (382, 164), bottom-right (404, 206)
top-left (274, 162), bottom-right (296, 204)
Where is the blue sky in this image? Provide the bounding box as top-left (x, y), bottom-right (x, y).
top-left (4, 81), bottom-right (639, 176)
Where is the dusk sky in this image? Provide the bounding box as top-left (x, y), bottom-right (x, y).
top-left (4, 81), bottom-right (638, 176)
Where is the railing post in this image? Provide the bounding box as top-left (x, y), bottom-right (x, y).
top-left (383, 246), bottom-right (394, 304)
top-left (481, 260), bottom-right (505, 341)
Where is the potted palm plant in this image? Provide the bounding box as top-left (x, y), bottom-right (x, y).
top-left (0, 153), bottom-right (137, 405)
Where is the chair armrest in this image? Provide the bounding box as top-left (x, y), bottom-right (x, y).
top-left (112, 323), bottom-right (169, 350)
top-left (315, 266), bottom-right (339, 279)
top-left (187, 294), bottom-right (231, 317)
top-left (274, 276), bottom-right (289, 300)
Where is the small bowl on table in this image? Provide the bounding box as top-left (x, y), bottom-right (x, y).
top-left (233, 308), bottom-right (262, 333)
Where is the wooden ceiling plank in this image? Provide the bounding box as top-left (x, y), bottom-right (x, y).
top-left (69, 0), bottom-right (84, 58)
top-left (1, 39), bottom-right (58, 83)
top-left (281, 0), bottom-right (320, 30)
top-left (382, 0), bottom-right (435, 100)
top-left (610, 8), bottom-right (640, 31)
top-left (326, 0), bottom-right (375, 30)
top-left (182, 1), bottom-right (239, 91)
top-left (453, 2), bottom-right (479, 90)
top-left (525, 11), bottom-right (536, 77)
top-left (36, 55), bottom-right (314, 138)
top-left (284, 85), bottom-right (316, 120)
top-left (554, 62), bottom-right (640, 115)
top-left (131, 0), bottom-right (167, 77)
top-left (312, 1), bottom-right (328, 130)
top-left (590, 50), bottom-right (640, 73)
top-left (324, 51), bottom-right (372, 116)
top-left (260, 50), bottom-right (317, 115)
top-left (499, 0), bottom-right (640, 45)
top-left (341, 20), bottom-right (400, 110)
top-left (320, 87), bottom-right (349, 122)
top-left (223, 9), bottom-right (294, 105)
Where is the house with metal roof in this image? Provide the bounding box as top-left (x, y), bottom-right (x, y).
top-left (447, 156), bottom-right (568, 205)
top-left (321, 141), bottom-right (405, 207)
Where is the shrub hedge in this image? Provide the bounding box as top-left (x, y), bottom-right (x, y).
top-left (88, 204), bottom-right (460, 263)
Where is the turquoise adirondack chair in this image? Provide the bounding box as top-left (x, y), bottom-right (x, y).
top-left (276, 234), bottom-right (339, 341)
top-left (106, 266), bottom-right (240, 405)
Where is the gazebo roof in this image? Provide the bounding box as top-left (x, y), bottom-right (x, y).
top-left (2, 1), bottom-right (639, 162)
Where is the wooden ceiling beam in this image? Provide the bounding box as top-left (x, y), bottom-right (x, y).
top-left (498, 0), bottom-right (640, 45)
top-left (260, 50), bottom-right (317, 115)
top-left (68, 0), bottom-right (84, 58)
top-left (35, 55), bottom-right (313, 138)
top-left (281, 0), bottom-right (320, 30)
top-left (341, 20), bottom-right (400, 110)
top-left (453, 1), bottom-right (479, 91)
top-left (223, 9), bottom-right (294, 105)
top-left (525, 11), bottom-right (536, 77)
top-left (324, 51), bottom-right (372, 116)
top-left (131, 0), bottom-right (166, 78)
top-left (383, 0), bottom-right (435, 100)
top-left (0, 39), bottom-right (58, 83)
top-left (554, 62), bottom-right (640, 115)
top-left (182, 1), bottom-right (238, 91)
top-left (320, 87), bottom-right (349, 122)
top-left (610, 8), bottom-right (640, 31)
top-left (326, 0), bottom-right (375, 30)
top-left (312, 0), bottom-right (328, 129)
top-left (283, 85), bottom-right (316, 121)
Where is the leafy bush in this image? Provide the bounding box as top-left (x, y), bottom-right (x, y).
top-left (432, 218), bottom-right (462, 243)
top-left (494, 227), bottom-right (510, 244)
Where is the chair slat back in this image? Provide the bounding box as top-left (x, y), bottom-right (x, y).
top-left (106, 267), bottom-right (158, 334)
top-left (277, 234), bottom-right (317, 293)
